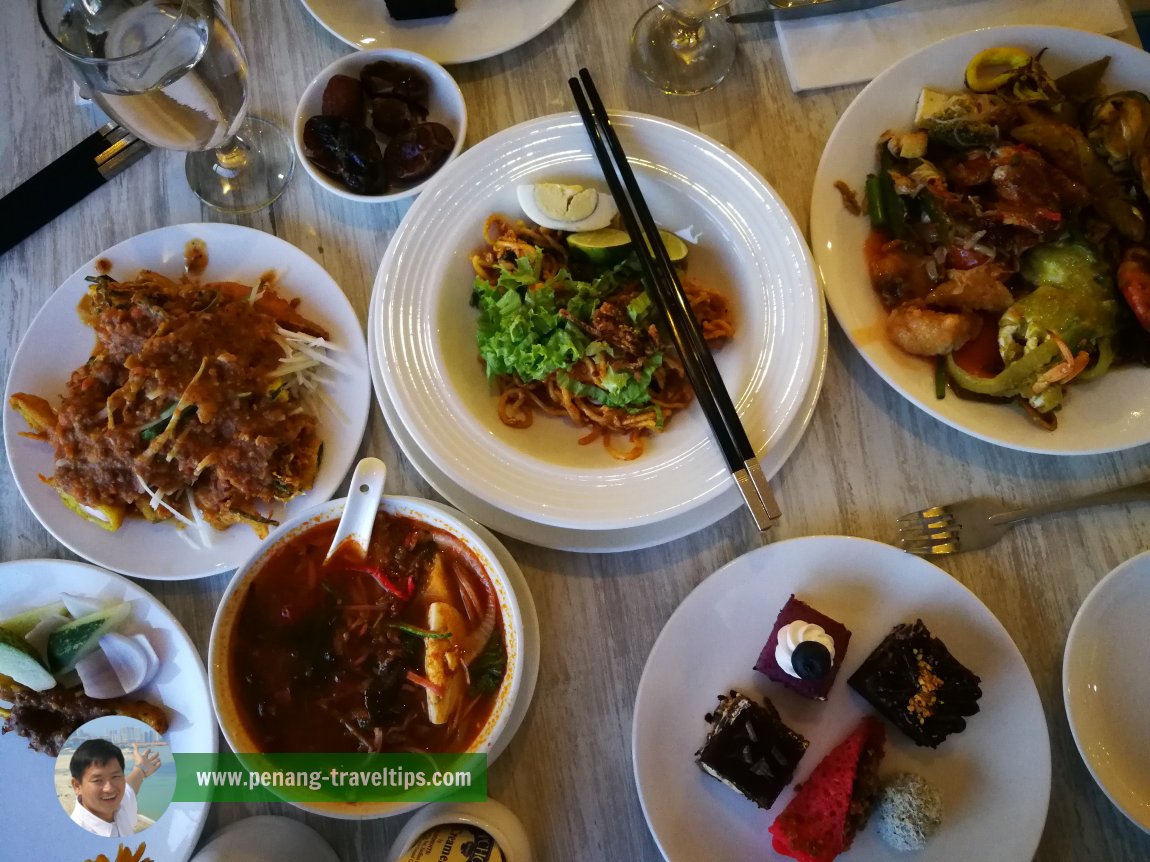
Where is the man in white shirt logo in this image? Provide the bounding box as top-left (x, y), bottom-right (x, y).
top-left (69, 738), bottom-right (162, 837)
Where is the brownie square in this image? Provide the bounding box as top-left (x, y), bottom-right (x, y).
top-left (848, 619), bottom-right (982, 748)
top-left (755, 594), bottom-right (852, 700)
top-left (695, 690), bottom-right (809, 809)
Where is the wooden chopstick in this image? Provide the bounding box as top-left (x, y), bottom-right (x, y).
top-left (567, 68), bottom-right (781, 531)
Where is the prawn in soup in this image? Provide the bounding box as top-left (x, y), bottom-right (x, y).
top-left (230, 511), bottom-right (506, 753)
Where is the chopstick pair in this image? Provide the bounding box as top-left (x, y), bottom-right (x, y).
top-left (567, 69), bottom-right (781, 533)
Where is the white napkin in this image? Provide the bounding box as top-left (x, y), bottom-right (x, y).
top-left (775, 0), bottom-right (1130, 92)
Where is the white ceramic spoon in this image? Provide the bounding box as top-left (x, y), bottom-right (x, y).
top-left (325, 456), bottom-right (387, 562)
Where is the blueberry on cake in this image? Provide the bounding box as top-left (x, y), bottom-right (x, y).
top-left (847, 619), bottom-right (982, 747)
top-left (755, 595), bottom-right (852, 700)
top-left (695, 690), bottom-right (809, 808)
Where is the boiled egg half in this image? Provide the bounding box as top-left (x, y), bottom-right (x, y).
top-left (516, 182), bottom-right (618, 232)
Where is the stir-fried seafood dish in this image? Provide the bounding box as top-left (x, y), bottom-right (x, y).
top-left (9, 248), bottom-right (337, 541)
top-left (471, 212), bottom-right (734, 459)
top-left (862, 47), bottom-right (1150, 427)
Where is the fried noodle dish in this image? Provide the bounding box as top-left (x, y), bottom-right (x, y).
top-left (471, 215), bottom-right (734, 460)
top-left (861, 47), bottom-right (1150, 428)
top-left (10, 247), bottom-right (339, 543)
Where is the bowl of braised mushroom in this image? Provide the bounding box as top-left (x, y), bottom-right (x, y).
top-left (294, 49), bottom-right (466, 202)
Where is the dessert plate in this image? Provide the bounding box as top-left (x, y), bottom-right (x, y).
top-left (297, 0), bottom-right (576, 63)
top-left (1064, 550), bottom-right (1150, 832)
top-left (367, 283), bottom-right (827, 551)
top-left (632, 536), bottom-right (1050, 861)
top-left (373, 112), bottom-right (823, 533)
top-left (811, 26), bottom-right (1150, 454)
top-left (4, 223), bottom-right (371, 580)
top-left (0, 559), bottom-right (216, 862)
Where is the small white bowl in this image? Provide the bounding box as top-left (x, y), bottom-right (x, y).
top-left (294, 48), bottom-right (467, 203)
top-left (208, 494), bottom-right (525, 819)
top-left (190, 815), bottom-right (340, 862)
top-left (1063, 550), bottom-right (1150, 832)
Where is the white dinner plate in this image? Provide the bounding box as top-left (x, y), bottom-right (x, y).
top-left (0, 559), bottom-right (216, 862)
top-left (1064, 550), bottom-right (1150, 832)
top-left (368, 285), bottom-right (827, 551)
top-left (373, 112), bottom-right (823, 533)
top-left (811, 26), bottom-right (1150, 455)
top-left (298, 0), bottom-right (576, 63)
top-left (633, 536), bottom-right (1050, 862)
top-left (4, 223), bottom-right (371, 580)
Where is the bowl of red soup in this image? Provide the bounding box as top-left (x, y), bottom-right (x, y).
top-left (208, 494), bottom-right (525, 817)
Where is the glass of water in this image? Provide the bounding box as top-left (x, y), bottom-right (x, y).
top-left (631, 0), bottom-right (737, 95)
top-left (38, 0), bottom-right (294, 213)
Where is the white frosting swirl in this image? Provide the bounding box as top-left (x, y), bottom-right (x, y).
top-left (775, 620), bottom-right (836, 678)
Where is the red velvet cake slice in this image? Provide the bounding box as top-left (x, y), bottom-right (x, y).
top-left (755, 595), bottom-right (852, 700)
top-left (768, 716), bottom-right (887, 862)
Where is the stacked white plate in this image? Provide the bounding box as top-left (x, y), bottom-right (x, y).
top-left (369, 113), bottom-right (826, 551)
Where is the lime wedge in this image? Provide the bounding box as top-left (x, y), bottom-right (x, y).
top-left (567, 228), bottom-right (632, 264)
top-left (567, 228), bottom-right (690, 265)
top-left (657, 230), bottom-right (689, 263)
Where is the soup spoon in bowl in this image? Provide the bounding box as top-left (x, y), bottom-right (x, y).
top-left (326, 456), bottom-right (387, 562)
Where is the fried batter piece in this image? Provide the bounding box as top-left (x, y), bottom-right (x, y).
top-left (886, 301), bottom-right (983, 356)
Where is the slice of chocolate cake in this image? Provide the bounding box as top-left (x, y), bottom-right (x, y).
top-left (755, 595), bottom-right (852, 700)
top-left (848, 619), bottom-right (982, 747)
top-left (695, 690), bottom-right (809, 809)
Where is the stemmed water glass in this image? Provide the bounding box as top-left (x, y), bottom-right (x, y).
top-left (631, 0), bottom-right (737, 95)
top-left (38, 0), bottom-right (294, 213)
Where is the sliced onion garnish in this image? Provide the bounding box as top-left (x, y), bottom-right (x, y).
top-left (60, 592), bottom-right (104, 619)
top-left (23, 614), bottom-right (70, 664)
top-left (76, 649), bottom-right (125, 699)
top-left (76, 636), bottom-right (153, 699)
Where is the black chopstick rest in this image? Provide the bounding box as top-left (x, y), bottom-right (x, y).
top-left (0, 123), bottom-right (150, 256)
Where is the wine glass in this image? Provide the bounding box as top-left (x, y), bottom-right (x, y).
top-left (38, 0), bottom-right (294, 213)
top-left (631, 0), bottom-right (737, 95)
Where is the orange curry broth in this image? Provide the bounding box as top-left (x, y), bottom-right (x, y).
top-left (230, 512), bottom-right (503, 753)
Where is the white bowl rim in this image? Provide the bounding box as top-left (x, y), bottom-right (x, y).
top-left (207, 493), bottom-right (524, 818)
top-left (293, 48), bottom-right (468, 203)
top-left (1062, 548), bottom-right (1150, 833)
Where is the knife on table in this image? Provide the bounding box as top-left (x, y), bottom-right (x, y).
top-left (0, 122), bottom-right (151, 256)
top-left (729, 0), bottom-right (903, 23)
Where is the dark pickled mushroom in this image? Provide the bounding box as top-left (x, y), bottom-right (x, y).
top-left (322, 74), bottom-right (366, 124)
top-left (303, 115), bottom-right (388, 195)
top-left (384, 122), bottom-right (455, 184)
top-left (361, 60), bottom-right (430, 106)
top-left (370, 95), bottom-right (427, 137)
top-left (302, 115), bottom-right (343, 175)
top-left (339, 124), bottom-right (388, 194)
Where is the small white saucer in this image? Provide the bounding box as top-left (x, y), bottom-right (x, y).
top-left (1064, 551), bottom-right (1150, 833)
top-left (189, 815), bottom-right (340, 862)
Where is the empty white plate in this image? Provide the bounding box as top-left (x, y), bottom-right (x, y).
top-left (1064, 550), bottom-right (1150, 832)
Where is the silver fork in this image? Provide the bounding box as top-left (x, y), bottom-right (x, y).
top-left (897, 479), bottom-right (1150, 555)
